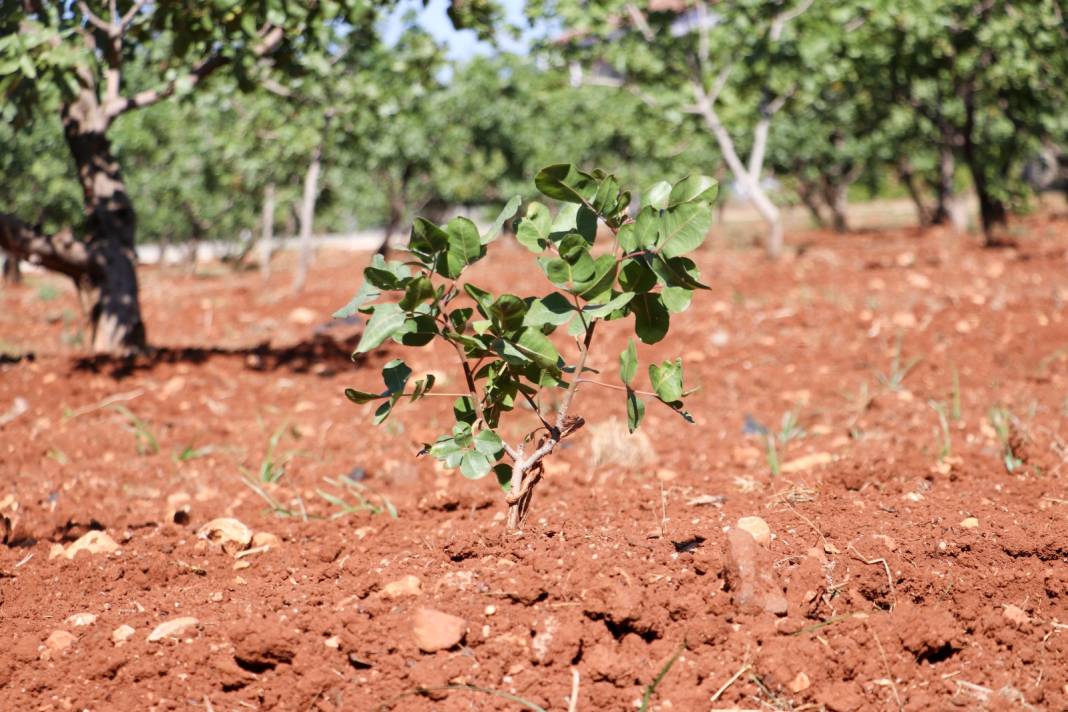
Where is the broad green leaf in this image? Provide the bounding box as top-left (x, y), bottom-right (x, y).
top-left (576, 254), bottom-right (618, 300)
top-left (629, 206), bottom-right (659, 251)
top-left (643, 181), bottom-right (672, 210)
top-left (382, 359), bottom-right (412, 394)
top-left (582, 291), bottom-right (633, 318)
top-left (399, 276), bottom-right (434, 311)
top-left (444, 216), bottom-right (484, 278)
top-left (409, 218), bottom-right (449, 262)
top-left (489, 294), bottom-right (528, 334)
top-left (463, 283), bottom-right (494, 315)
top-left (483, 195), bottom-right (521, 244)
top-left (516, 201), bottom-right (552, 252)
top-left (392, 314), bottom-right (437, 347)
top-left (620, 338), bottom-right (638, 386)
top-left (355, 303), bottom-right (406, 353)
top-left (649, 358), bottom-right (684, 403)
top-left (454, 397), bottom-right (477, 424)
top-left (657, 203), bottom-right (713, 259)
top-left (494, 463), bottom-right (513, 493)
top-left (668, 175), bottom-right (719, 207)
top-left (344, 388), bottom-right (381, 404)
top-left (334, 280), bottom-right (380, 318)
top-left (631, 293), bottom-right (670, 344)
top-left (515, 327), bottom-right (561, 373)
top-left (558, 233), bottom-right (590, 263)
top-left (591, 173), bottom-right (621, 215)
top-left (534, 164), bottom-right (598, 205)
top-left (460, 450), bottom-right (492, 479)
top-left (619, 258), bottom-right (657, 293)
top-left (372, 397), bottom-right (398, 425)
top-left (473, 429), bottom-right (504, 457)
top-left (651, 254), bottom-right (710, 290)
top-left (661, 286), bottom-right (693, 313)
top-left (524, 292), bottom-right (575, 327)
top-left (626, 387), bottom-right (645, 433)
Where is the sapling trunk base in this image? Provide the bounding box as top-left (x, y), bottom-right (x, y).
top-left (336, 165), bottom-right (715, 527)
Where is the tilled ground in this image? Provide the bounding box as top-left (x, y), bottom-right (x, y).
top-left (2, 218), bottom-right (1068, 711)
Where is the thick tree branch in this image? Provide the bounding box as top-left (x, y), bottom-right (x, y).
top-left (107, 25), bottom-right (285, 119)
top-left (0, 214), bottom-right (91, 281)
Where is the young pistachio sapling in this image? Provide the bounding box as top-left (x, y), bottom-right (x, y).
top-left (336, 164), bottom-right (716, 529)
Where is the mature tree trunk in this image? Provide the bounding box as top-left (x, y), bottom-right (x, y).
top-left (2, 253), bottom-right (21, 285)
top-left (291, 146), bottom-right (322, 293)
top-left (929, 147), bottom-right (967, 232)
top-left (796, 179), bottom-right (827, 228)
top-left (260, 182), bottom-right (275, 280)
top-left (960, 99), bottom-right (1007, 244)
top-left (822, 179), bottom-right (850, 233)
top-left (896, 157), bottom-right (932, 227)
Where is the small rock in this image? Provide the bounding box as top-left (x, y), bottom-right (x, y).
top-left (324, 635), bottom-right (340, 649)
top-left (1002, 604), bottom-right (1029, 627)
top-left (736, 516), bottom-right (772, 546)
top-left (196, 518), bottom-right (252, 555)
top-left (251, 531), bottom-right (281, 548)
top-left (63, 531), bottom-right (119, 559)
top-left (381, 575), bottom-right (422, 599)
top-left (655, 468), bottom-right (678, 482)
top-left (780, 452), bottom-right (834, 474)
top-left (960, 517), bottom-right (979, 529)
top-left (484, 605), bottom-right (496, 616)
top-left (411, 607), bottom-right (466, 652)
top-left (723, 528), bottom-right (788, 616)
top-left (288, 307), bottom-right (318, 325)
top-left (112, 624), bottom-right (135, 644)
top-left (166, 492), bottom-right (192, 525)
top-left (44, 630), bottom-right (75, 657)
top-left (147, 616), bottom-right (199, 642)
top-left (787, 671), bottom-right (811, 693)
top-left (65, 613), bottom-right (96, 627)
top-left (48, 543), bottom-right (66, 560)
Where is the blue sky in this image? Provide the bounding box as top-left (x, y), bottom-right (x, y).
top-left (382, 0), bottom-right (539, 60)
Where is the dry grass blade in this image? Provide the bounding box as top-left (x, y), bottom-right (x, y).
top-left (849, 543), bottom-right (896, 610)
top-left (710, 660), bottom-right (752, 703)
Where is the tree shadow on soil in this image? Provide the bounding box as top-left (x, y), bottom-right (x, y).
top-left (71, 332), bottom-right (370, 380)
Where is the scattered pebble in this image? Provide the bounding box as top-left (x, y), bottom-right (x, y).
top-left (112, 624), bottom-right (135, 644)
top-left (411, 607), bottom-right (466, 652)
top-left (655, 468), bottom-right (678, 482)
top-left (196, 518), bottom-right (252, 555)
top-left (324, 635), bottom-right (340, 649)
top-left (1002, 604), bottom-right (1029, 627)
top-left (381, 575), bottom-right (422, 599)
top-left (44, 630), bottom-right (76, 657)
top-left (960, 517), bottom-right (979, 529)
top-left (251, 531), bottom-right (281, 548)
top-left (736, 516), bottom-right (772, 546)
top-left (788, 671), bottom-right (811, 693)
top-left (65, 612), bottom-right (96, 627)
top-left (288, 307), bottom-right (318, 325)
top-left (147, 616), bottom-right (199, 642)
top-left (63, 531), bottom-right (119, 560)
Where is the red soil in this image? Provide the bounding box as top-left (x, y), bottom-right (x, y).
top-left (2, 217), bottom-right (1068, 711)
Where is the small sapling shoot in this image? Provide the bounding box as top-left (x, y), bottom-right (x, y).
top-left (336, 165), bottom-right (716, 528)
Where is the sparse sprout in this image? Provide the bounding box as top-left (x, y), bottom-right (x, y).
top-left (336, 164), bottom-right (717, 528)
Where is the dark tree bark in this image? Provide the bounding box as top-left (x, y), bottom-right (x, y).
top-left (796, 180), bottom-right (827, 228)
top-left (960, 95), bottom-right (1008, 244)
top-left (896, 157), bottom-right (932, 227)
top-left (1, 253), bottom-right (21, 285)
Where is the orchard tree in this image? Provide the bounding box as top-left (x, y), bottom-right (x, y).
top-left (0, 0), bottom-right (494, 352)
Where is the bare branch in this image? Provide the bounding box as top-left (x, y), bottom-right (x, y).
top-left (117, 0), bottom-right (148, 32)
top-left (107, 25), bottom-right (285, 119)
top-left (76, 1), bottom-right (110, 33)
top-left (769, 0), bottom-right (815, 41)
top-left (0, 214), bottom-right (91, 282)
top-left (625, 3), bottom-right (655, 42)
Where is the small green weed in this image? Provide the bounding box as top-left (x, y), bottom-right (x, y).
top-left (877, 336), bottom-right (921, 391)
top-left (112, 404), bottom-right (159, 455)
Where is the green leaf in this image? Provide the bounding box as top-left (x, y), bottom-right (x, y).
top-left (515, 328), bottom-right (561, 373)
top-left (534, 164), bottom-right (598, 205)
top-left (516, 201), bottom-right (552, 253)
top-left (454, 397), bottom-right (477, 424)
top-left (334, 280), bottom-right (380, 318)
top-left (344, 388), bottom-right (382, 404)
top-left (490, 294), bottom-right (528, 334)
top-left (582, 291), bottom-right (633, 318)
top-left (649, 358), bottom-right (684, 403)
top-left (620, 338), bottom-right (638, 386)
top-left (619, 258), bottom-right (657, 293)
top-left (409, 218), bottom-right (449, 262)
top-left (631, 293), bottom-right (670, 345)
top-left (524, 292), bottom-right (575, 328)
top-left (644, 181), bottom-right (672, 210)
top-left (372, 397), bottom-right (398, 425)
top-left (473, 429), bottom-right (504, 457)
top-left (494, 463), bottom-right (513, 493)
top-left (444, 216), bottom-right (484, 278)
top-left (382, 359), bottom-right (412, 394)
top-left (668, 175), bottom-right (719, 207)
top-left (483, 196), bottom-right (521, 244)
top-left (463, 283), bottom-right (494, 315)
top-left (651, 255), bottom-right (710, 290)
top-left (399, 275), bottom-right (434, 311)
top-left (626, 388), bottom-right (645, 433)
top-left (392, 314), bottom-right (437, 347)
top-left (576, 254), bottom-right (618, 300)
top-left (355, 303), bottom-right (406, 353)
top-left (657, 203), bottom-right (713, 259)
top-left (661, 287), bottom-right (693, 313)
top-left (460, 450), bottom-right (492, 479)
